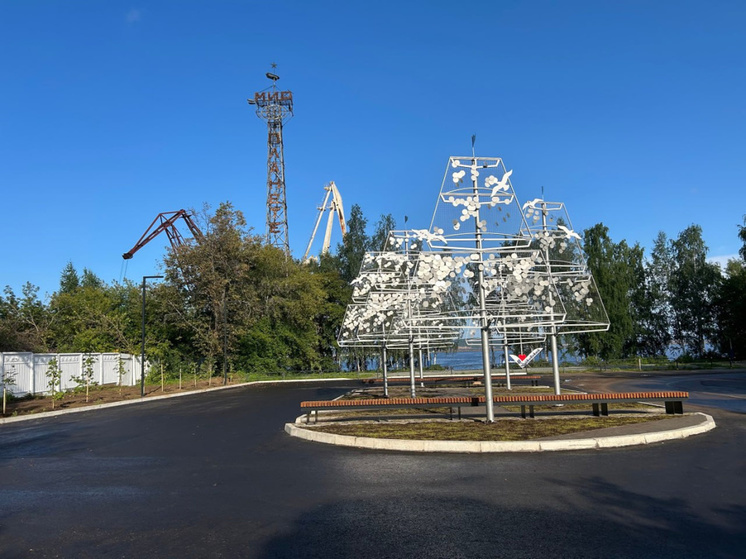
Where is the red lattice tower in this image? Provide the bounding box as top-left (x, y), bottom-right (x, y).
top-left (248, 68), bottom-right (293, 254)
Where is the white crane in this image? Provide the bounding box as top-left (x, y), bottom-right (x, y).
top-left (303, 181), bottom-right (347, 262)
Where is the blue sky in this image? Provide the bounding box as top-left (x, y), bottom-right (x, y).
top-left (2, 0), bottom-right (745, 298)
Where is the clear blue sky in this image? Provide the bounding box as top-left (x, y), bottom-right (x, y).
top-left (2, 0), bottom-right (745, 298)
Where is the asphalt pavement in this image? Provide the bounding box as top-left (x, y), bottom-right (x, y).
top-left (1, 373), bottom-right (745, 558)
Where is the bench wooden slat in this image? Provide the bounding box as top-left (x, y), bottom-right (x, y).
top-left (299, 391), bottom-right (689, 422)
top-left (366, 375), bottom-right (541, 384)
top-left (300, 391), bottom-right (689, 408)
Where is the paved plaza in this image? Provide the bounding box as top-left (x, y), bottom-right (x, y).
top-left (1, 371), bottom-right (745, 558)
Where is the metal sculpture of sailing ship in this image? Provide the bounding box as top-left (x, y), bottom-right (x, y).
top-left (339, 154), bottom-right (610, 421)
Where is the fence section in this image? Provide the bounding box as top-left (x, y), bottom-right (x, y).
top-left (0, 352), bottom-right (143, 397)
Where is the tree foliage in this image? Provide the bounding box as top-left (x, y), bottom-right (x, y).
top-left (1, 202), bottom-right (744, 370)
top-left (155, 202), bottom-right (348, 374)
top-left (638, 232), bottom-right (674, 356)
top-left (714, 259), bottom-right (746, 359)
top-left (669, 225), bottom-right (721, 358)
top-left (336, 203), bottom-right (369, 283)
top-left (577, 224), bottom-right (636, 360)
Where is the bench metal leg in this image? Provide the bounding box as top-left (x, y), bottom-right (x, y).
top-left (591, 403), bottom-right (609, 416)
top-left (665, 401), bottom-right (683, 414)
top-left (521, 405), bottom-right (526, 419)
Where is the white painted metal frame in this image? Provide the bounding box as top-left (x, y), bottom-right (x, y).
top-left (339, 155), bottom-right (610, 419)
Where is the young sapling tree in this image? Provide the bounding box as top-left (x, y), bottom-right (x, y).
top-left (46, 358), bottom-right (63, 410)
top-left (73, 354), bottom-right (97, 403)
top-left (117, 355), bottom-right (127, 396)
top-left (2, 365), bottom-right (17, 416)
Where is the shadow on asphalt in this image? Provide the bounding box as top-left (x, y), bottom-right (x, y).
top-left (256, 479), bottom-right (746, 559)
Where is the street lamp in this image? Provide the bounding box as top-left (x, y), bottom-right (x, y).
top-left (141, 275), bottom-right (164, 397)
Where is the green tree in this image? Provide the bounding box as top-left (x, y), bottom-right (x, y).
top-left (714, 259), bottom-right (746, 359)
top-left (0, 283), bottom-right (51, 352)
top-left (159, 203), bottom-right (258, 376)
top-left (72, 354), bottom-right (97, 402)
top-left (46, 358), bottom-right (63, 409)
top-left (59, 262), bottom-right (80, 294)
top-left (576, 224), bottom-right (635, 360)
top-left (370, 214), bottom-right (396, 252)
top-left (2, 365), bottom-right (17, 415)
top-left (336, 204), bottom-right (370, 283)
top-left (669, 225), bottom-right (721, 358)
top-left (0, 287), bottom-right (27, 351)
top-left (738, 215), bottom-right (746, 261)
top-left (638, 232), bottom-right (674, 356)
top-left (49, 279), bottom-right (140, 353)
top-left (116, 356), bottom-right (127, 395)
top-left (622, 241), bottom-right (647, 356)
top-left (81, 268), bottom-right (104, 290)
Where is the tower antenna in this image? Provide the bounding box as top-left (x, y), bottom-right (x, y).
top-left (247, 64), bottom-right (293, 254)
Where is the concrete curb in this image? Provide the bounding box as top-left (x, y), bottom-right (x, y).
top-left (0, 377), bottom-right (354, 425)
top-left (284, 412), bottom-right (717, 453)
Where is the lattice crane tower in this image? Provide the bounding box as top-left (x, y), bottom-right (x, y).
top-left (248, 67), bottom-right (293, 253)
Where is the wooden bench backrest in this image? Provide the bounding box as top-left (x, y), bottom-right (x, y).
top-left (300, 391), bottom-right (689, 408)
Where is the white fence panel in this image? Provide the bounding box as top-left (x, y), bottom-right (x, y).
top-left (101, 353), bottom-right (135, 385)
top-left (0, 352), bottom-right (140, 397)
top-left (1, 353), bottom-right (34, 395)
top-left (59, 354), bottom-right (82, 393)
top-left (123, 356), bottom-right (135, 386)
top-left (33, 354), bottom-right (55, 395)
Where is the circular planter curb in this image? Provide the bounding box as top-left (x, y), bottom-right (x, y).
top-left (285, 412), bottom-right (716, 453)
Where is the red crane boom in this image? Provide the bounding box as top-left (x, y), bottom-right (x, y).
top-left (122, 210), bottom-right (204, 260)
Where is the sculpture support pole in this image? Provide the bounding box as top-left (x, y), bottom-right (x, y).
top-left (541, 201), bottom-right (562, 396)
top-left (418, 348), bottom-right (424, 388)
top-left (503, 341), bottom-right (512, 391)
top-left (382, 345), bottom-right (389, 398)
top-left (551, 331), bottom-right (561, 395)
top-left (472, 159), bottom-right (494, 422)
top-left (408, 338), bottom-right (416, 398)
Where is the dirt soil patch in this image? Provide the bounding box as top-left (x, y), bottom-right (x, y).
top-left (306, 415), bottom-right (670, 441)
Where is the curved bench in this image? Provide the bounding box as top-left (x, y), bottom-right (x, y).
top-left (299, 391), bottom-right (689, 423)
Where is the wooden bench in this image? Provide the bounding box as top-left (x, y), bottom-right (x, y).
top-left (299, 391), bottom-right (689, 423)
top-left (496, 392), bottom-right (689, 418)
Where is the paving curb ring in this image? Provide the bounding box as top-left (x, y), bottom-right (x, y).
top-left (284, 412), bottom-right (717, 453)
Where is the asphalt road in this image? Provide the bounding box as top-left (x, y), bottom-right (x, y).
top-left (1, 373), bottom-right (745, 558)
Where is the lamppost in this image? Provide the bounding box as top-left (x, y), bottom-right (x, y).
top-left (141, 275), bottom-right (164, 397)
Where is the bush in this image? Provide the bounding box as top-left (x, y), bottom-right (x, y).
top-left (582, 356), bottom-right (602, 368)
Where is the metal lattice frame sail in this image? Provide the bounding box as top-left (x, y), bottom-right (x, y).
top-left (519, 199), bottom-right (609, 334)
top-left (339, 239), bottom-right (462, 350)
